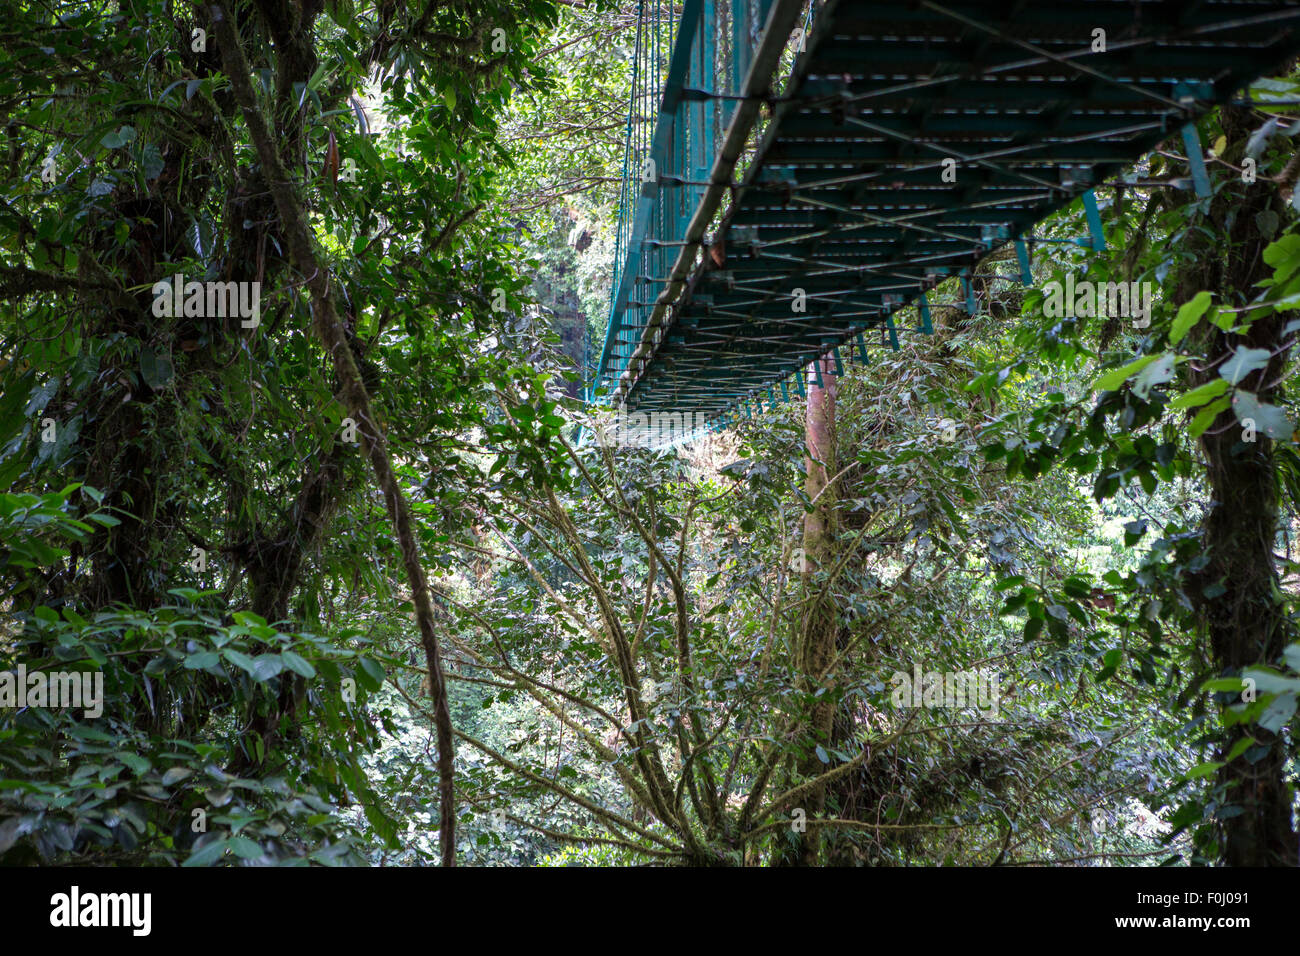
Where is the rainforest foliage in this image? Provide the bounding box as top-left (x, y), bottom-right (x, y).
top-left (0, 0), bottom-right (1298, 866)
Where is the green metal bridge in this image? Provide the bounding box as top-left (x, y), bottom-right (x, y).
top-left (589, 0), bottom-right (1300, 432)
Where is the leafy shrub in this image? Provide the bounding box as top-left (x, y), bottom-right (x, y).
top-left (0, 485), bottom-right (386, 865)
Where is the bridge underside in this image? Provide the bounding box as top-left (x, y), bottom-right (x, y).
top-left (603, 0), bottom-right (1300, 421)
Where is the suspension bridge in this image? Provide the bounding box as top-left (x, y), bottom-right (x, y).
top-left (587, 0), bottom-right (1300, 434)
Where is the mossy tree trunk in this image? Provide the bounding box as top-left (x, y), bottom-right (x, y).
top-left (1178, 106), bottom-right (1298, 866)
top-left (777, 355), bottom-right (841, 865)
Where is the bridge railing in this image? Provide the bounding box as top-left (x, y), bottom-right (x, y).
top-left (590, 0), bottom-right (813, 407)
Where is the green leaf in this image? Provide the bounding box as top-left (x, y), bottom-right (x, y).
top-left (222, 649), bottom-right (257, 675)
top-left (363, 804), bottom-right (401, 849)
top-left (1225, 736), bottom-right (1256, 762)
top-left (228, 836), bottom-right (263, 859)
top-left (1170, 291), bottom-right (1212, 345)
top-left (357, 657), bottom-right (385, 691)
top-left (1097, 648), bottom-right (1123, 681)
top-left (1242, 667), bottom-right (1300, 695)
top-left (1190, 397), bottom-right (1231, 438)
top-left (161, 766), bottom-right (193, 785)
top-left (183, 837), bottom-right (229, 867)
top-left (281, 650), bottom-right (316, 678)
top-left (1202, 677), bottom-right (1250, 693)
top-left (1094, 354), bottom-right (1162, 393)
top-left (120, 753), bottom-right (151, 775)
top-left (139, 350), bottom-right (174, 390)
top-left (61, 606), bottom-right (87, 627)
top-left (184, 651), bottom-right (220, 670)
top-left (1218, 346), bottom-right (1272, 386)
top-left (1258, 693), bottom-right (1297, 734)
top-left (1170, 378), bottom-right (1229, 409)
top-left (249, 653), bottom-right (284, 681)
top-left (814, 744), bottom-right (829, 764)
top-left (1132, 353), bottom-right (1175, 399)
top-left (307, 61), bottom-right (329, 92)
top-left (1185, 761), bottom-right (1223, 780)
top-left (1263, 234), bottom-right (1300, 283)
top-left (100, 125), bottom-right (136, 149)
top-left (1230, 391), bottom-right (1293, 440)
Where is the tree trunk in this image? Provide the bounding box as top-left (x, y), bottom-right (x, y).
top-left (780, 355), bottom-right (840, 865)
top-left (1179, 106), bottom-right (1298, 866)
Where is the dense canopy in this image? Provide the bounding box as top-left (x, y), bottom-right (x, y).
top-left (1, 0), bottom-right (1298, 876)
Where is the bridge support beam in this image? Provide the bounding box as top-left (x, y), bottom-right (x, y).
top-left (613, 0), bottom-right (810, 406)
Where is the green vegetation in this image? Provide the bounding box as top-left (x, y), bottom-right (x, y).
top-left (0, 0), bottom-right (1296, 867)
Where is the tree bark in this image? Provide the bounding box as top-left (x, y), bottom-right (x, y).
top-left (780, 355), bottom-right (840, 865)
